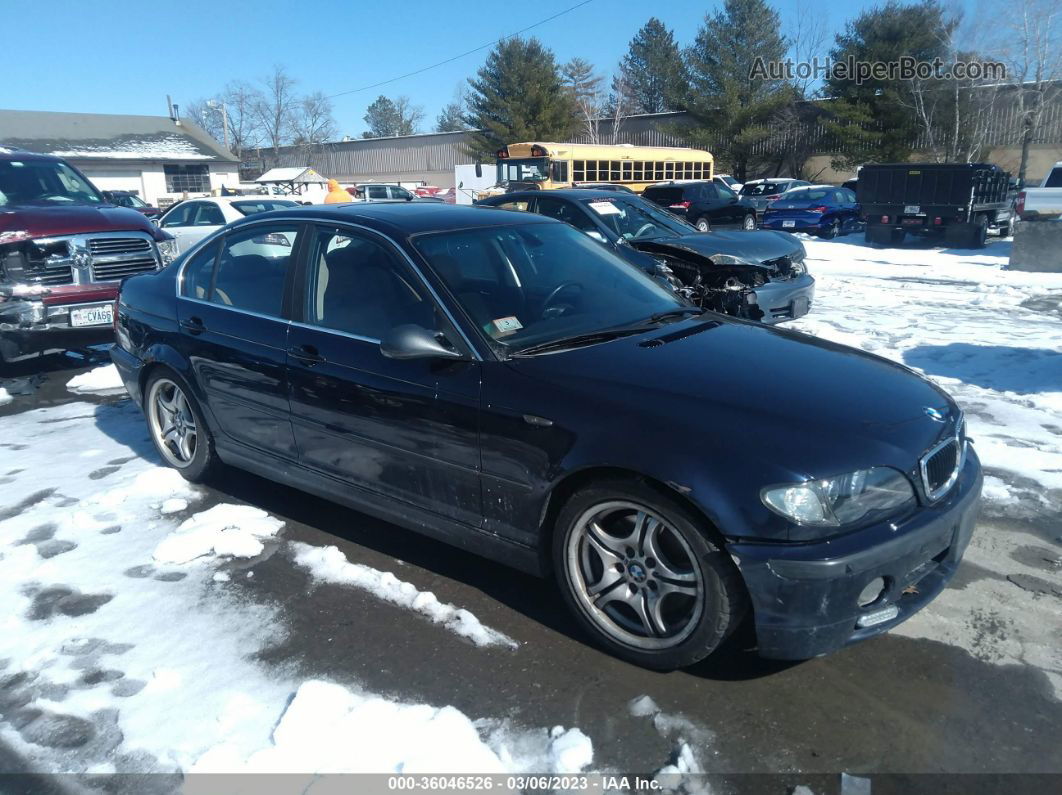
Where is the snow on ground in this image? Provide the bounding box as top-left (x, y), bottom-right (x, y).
top-left (291, 542), bottom-right (518, 649)
top-left (790, 235), bottom-right (1062, 697)
top-left (0, 400), bottom-right (590, 777)
top-left (0, 387), bottom-right (12, 406)
top-left (66, 363), bottom-right (125, 395)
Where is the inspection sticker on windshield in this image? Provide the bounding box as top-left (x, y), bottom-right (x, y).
top-left (486, 316), bottom-right (523, 337)
top-left (588, 201), bottom-right (621, 215)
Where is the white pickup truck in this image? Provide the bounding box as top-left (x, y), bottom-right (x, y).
top-left (1017, 162), bottom-right (1062, 220)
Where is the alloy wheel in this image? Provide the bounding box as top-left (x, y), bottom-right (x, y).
top-left (147, 377), bottom-right (198, 468)
top-left (566, 501), bottom-right (705, 650)
top-left (742, 215), bottom-right (756, 230)
top-left (696, 217), bottom-right (710, 232)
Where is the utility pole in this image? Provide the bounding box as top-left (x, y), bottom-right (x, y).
top-left (207, 99), bottom-right (230, 152)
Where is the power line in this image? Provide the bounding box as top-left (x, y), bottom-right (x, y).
top-left (327, 0), bottom-right (595, 99)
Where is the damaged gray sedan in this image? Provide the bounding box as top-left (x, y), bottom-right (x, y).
top-left (478, 189), bottom-right (815, 324)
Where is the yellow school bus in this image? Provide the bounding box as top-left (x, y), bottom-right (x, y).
top-left (491, 142), bottom-right (714, 195)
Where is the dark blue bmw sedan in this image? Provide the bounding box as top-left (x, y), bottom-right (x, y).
top-left (111, 202), bottom-right (981, 669)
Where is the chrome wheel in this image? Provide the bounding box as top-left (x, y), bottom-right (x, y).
top-left (147, 377), bottom-right (198, 468)
top-left (566, 501), bottom-right (705, 650)
top-left (696, 217), bottom-right (710, 232)
top-left (742, 215), bottom-right (756, 230)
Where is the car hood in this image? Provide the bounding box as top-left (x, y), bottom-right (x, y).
top-left (508, 318), bottom-right (957, 477)
top-left (633, 229), bottom-right (800, 264)
top-left (0, 203), bottom-right (161, 239)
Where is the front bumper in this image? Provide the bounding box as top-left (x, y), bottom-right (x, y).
top-left (753, 273), bottom-right (815, 324)
top-left (0, 296), bottom-right (117, 361)
top-left (729, 448), bottom-right (983, 660)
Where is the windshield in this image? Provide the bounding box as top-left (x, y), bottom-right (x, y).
top-left (583, 197), bottom-right (692, 240)
top-left (741, 183), bottom-right (787, 196)
top-left (413, 222), bottom-right (682, 353)
top-left (231, 200), bottom-right (300, 216)
top-left (0, 159), bottom-right (102, 207)
top-left (114, 193), bottom-right (148, 208)
top-left (497, 158), bottom-right (549, 183)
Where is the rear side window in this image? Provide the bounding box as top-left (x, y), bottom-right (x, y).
top-left (1044, 168), bottom-right (1062, 188)
top-left (193, 203), bottom-right (225, 226)
top-left (642, 187), bottom-right (683, 205)
top-left (182, 241), bottom-right (220, 299)
top-left (210, 225), bottom-right (300, 317)
top-left (366, 185), bottom-right (388, 199)
top-left (231, 200), bottom-right (299, 215)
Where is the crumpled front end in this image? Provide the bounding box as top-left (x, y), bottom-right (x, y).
top-left (0, 231), bottom-right (162, 361)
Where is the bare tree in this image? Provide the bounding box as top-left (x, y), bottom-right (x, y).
top-left (788, 0), bottom-right (827, 100)
top-left (562, 58), bottom-right (605, 143)
top-left (606, 73), bottom-right (634, 144)
top-left (993, 0), bottom-right (1062, 181)
top-left (292, 91), bottom-right (338, 146)
top-left (255, 65), bottom-right (299, 156)
top-left (221, 81), bottom-right (265, 158)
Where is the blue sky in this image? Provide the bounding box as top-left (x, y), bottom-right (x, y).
top-left (5, 0), bottom-right (977, 138)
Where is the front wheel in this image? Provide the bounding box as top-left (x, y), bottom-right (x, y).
top-left (553, 479), bottom-right (747, 670)
top-left (144, 370), bottom-right (220, 482)
top-left (695, 216), bottom-right (711, 233)
top-left (741, 214), bottom-right (756, 231)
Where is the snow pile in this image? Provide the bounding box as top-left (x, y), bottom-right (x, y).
top-left (66, 364), bottom-right (125, 395)
top-left (193, 680), bottom-right (593, 775)
top-left (0, 387), bottom-right (12, 406)
top-left (154, 504), bottom-right (284, 564)
top-left (291, 542), bottom-right (517, 649)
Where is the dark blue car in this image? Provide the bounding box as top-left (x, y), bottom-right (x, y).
top-left (761, 185), bottom-right (862, 238)
top-left (111, 202), bottom-right (981, 670)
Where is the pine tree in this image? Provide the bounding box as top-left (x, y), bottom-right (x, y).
top-left (362, 95), bottom-right (424, 138)
top-left (615, 18), bottom-right (686, 114)
top-left (682, 0), bottom-right (791, 180)
top-left (435, 102), bottom-right (468, 132)
top-left (464, 37), bottom-right (577, 160)
top-left (823, 0), bottom-right (956, 169)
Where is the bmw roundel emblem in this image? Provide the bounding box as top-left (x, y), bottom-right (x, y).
top-left (924, 406), bottom-right (947, 422)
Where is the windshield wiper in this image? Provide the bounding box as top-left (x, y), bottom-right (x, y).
top-left (646, 307), bottom-right (706, 323)
top-left (510, 326), bottom-right (652, 357)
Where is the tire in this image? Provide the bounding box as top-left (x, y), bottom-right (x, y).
top-left (741, 214), bottom-right (756, 231)
top-left (695, 216), bottom-right (711, 233)
top-left (552, 478), bottom-right (747, 670)
top-left (972, 214), bottom-right (988, 248)
top-left (143, 369), bottom-right (220, 483)
top-left (821, 219), bottom-right (840, 239)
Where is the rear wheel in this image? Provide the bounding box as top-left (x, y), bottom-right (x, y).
top-left (741, 214), bottom-right (756, 231)
top-left (144, 370), bottom-right (219, 482)
top-left (553, 479), bottom-right (746, 670)
top-left (695, 216), bottom-right (711, 233)
top-left (821, 219), bottom-right (841, 239)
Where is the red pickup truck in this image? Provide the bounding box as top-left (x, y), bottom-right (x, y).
top-left (0, 148), bottom-right (176, 362)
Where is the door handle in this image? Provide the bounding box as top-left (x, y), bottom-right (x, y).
top-left (289, 344), bottom-right (325, 366)
top-left (179, 316), bottom-right (206, 334)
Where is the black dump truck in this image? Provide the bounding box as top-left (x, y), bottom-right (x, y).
top-left (858, 162), bottom-right (1014, 248)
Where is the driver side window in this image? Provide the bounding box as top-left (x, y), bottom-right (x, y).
top-left (535, 197), bottom-right (596, 232)
top-left (305, 228), bottom-right (436, 341)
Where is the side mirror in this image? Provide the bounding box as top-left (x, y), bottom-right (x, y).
top-left (406, 194), bottom-right (413, 201)
top-left (381, 325), bottom-right (463, 361)
top-left (458, 181), bottom-right (464, 189)
top-left (475, 162), bottom-right (483, 178)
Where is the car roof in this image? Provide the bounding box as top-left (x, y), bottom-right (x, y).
top-left (745, 178), bottom-right (800, 185)
top-left (482, 188), bottom-right (634, 202)
top-left (0, 147), bottom-right (63, 163)
top-left (233, 201), bottom-right (556, 236)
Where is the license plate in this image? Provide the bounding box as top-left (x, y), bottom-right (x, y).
top-left (70, 304), bottom-right (114, 327)
top-left (904, 205), bottom-right (920, 214)
top-left (782, 220), bottom-right (796, 228)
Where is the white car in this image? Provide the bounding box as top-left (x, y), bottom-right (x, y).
top-left (157, 196), bottom-right (301, 254)
top-left (714, 174), bottom-right (743, 193)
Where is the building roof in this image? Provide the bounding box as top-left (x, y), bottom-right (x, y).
top-left (0, 108), bottom-right (238, 163)
top-left (255, 167), bottom-right (328, 184)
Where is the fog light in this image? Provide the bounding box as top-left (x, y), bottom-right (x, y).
top-left (856, 605), bottom-right (899, 628)
top-left (858, 576), bottom-right (886, 607)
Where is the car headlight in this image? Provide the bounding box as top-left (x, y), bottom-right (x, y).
top-left (790, 259), bottom-right (807, 276)
top-left (761, 467), bottom-right (915, 529)
top-left (157, 239), bottom-right (178, 265)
